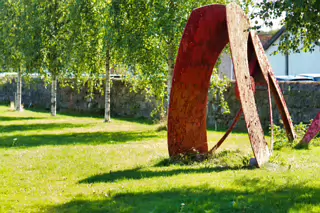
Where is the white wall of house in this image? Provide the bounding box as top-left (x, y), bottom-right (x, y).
top-left (265, 38), bottom-right (287, 76)
top-left (214, 34), bottom-right (320, 79)
top-left (288, 46), bottom-right (320, 75)
top-left (218, 53), bottom-right (234, 79)
top-left (266, 36), bottom-right (320, 76)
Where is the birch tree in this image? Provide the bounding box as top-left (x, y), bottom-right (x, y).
top-left (115, 0), bottom-right (228, 116)
top-left (99, 0), bottom-right (121, 123)
top-left (68, 0), bottom-right (109, 121)
top-left (68, 0), bottom-right (125, 122)
top-left (0, 0), bottom-right (41, 111)
top-left (37, 0), bottom-right (72, 116)
top-left (2, 0), bottom-right (24, 111)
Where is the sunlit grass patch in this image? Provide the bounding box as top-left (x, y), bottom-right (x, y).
top-left (0, 105), bottom-right (319, 213)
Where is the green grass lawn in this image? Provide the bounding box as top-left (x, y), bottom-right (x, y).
top-left (0, 105), bottom-right (319, 213)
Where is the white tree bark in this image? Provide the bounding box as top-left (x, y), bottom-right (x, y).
top-left (104, 49), bottom-right (111, 122)
top-left (51, 75), bottom-right (57, 116)
top-left (16, 68), bottom-right (22, 111)
top-left (167, 42), bottom-right (175, 109)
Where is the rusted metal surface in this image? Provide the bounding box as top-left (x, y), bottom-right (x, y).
top-left (210, 31), bottom-right (296, 155)
top-left (226, 3), bottom-right (270, 166)
top-left (168, 3), bottom-right (271, 167)
top-left (167, 5), bottom-right (229, 156)
top-left (300, 112), bottom-right (320, 145)
top-left (248, 32), bottom-right (275, 152)
top-left (168, 3), bottom-right (296, 167)
top-left (209, 109), bottom-right (243, 154)
top-left (249, 32), bottom-right (296, 142)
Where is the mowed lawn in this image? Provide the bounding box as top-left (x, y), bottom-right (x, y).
top-left (0, 106), bottom-right (319, 213)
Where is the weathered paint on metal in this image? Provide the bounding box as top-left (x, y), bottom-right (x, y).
top-left (168, 3), bottom-right (272, 167)
top-left (209, 109), bottom-right (243, 153)
top-left (249, 31), bottom-right (296, 142)
top-left (226, 3), bottom-right (270, 166)
top-left (168, 3), bottom-right (297, 167)
top-left (300, 112), bottom-right (320, 144)
top-left (167, 5), bottom-right (229, 156)
top-left (248, 32), bottom-right (275, 152)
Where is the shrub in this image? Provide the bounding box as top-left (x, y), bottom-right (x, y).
top-left (272, 122), bottom-right (310, 150)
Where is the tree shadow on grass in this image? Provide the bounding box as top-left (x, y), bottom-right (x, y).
top-left (0, 116), bottom-right (45, 121)
top-left (116, 117), bottom-right (154, 125)
top-left (0, 123), bottom-right (90, 133)
top-left (27, 107), bottom-right (154, 125)
top-left (78, 166), bottom-right (249, 184)
top-left (47, 178), bottom-right (320, 213)
top-left (79, 150), bottom-right (255, 184)
top-left (0, 130), bottom-right (159, 148)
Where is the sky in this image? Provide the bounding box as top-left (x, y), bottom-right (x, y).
top-left (250, 0), bottom-right (284, 32)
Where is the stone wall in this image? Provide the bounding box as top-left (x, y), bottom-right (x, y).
top-left (208, 82), bottom-right (320, 131)
top-left (0, 78), bottom-right (157, 119)
top-left (0, 78), bottom-right (319, 131)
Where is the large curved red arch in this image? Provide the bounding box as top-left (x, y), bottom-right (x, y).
top-left (167, 5), bottom-right (229, 156)
top-left (168, 3), bottom-right (289, 167)
top-left (168, 3), bottom-right (297, 167)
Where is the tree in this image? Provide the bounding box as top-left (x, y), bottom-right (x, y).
top-left (0, 0), bottom-right (41, 111)
top-left (253, 0), bottom-right (320, 53)
top-left (0, 0), bottom-right (5, 70)
top-left (71, 0), bottom-right (117, 122)
top-left (37, 0), bottom-right (73, 116)
top-left (67, 0), bottom-right (105, 103)
top-left (114, 0), bottom-right (228, 118)
top-left (1, 0), bottom-right (24, 111)
top-left (68, 0), bottom-right (127, 122)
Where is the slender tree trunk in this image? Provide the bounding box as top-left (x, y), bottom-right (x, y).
top-left (167, 0), bottom-right (176, 112)
top-left (167, 42), bottom-right (175, 109)
top-left (16, 68), bottom-right (22, 111)
top-left (104, 48), bottom-right (111, 122)
top-left (51, 75), bottom-right (57, 116)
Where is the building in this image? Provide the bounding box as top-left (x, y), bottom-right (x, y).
top-left (218, 27), bottom-right (320, 79)
top-left (265, 27), bottom-right (320, 76)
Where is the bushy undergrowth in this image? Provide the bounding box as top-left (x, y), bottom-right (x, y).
top-left (159, 149), bottom-right (253, 169)
top-left (273, 121), bottom-right (319, 150)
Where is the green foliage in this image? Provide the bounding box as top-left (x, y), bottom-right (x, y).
top-left (115, 0), bottom-right (229, 116)
top-left (210, 68), bottom-right (231, 115)
top-left (37, 0), bottom-right (73, 78)
top-left (165, 149), bottom-right (252, 169)
top-left (272, 124), bottom-right (289, 150)
top-left (0, 0), bottom-right (247, 118)
top-left (272, 121), bottom-right (315, 150)
top-left (253, 0), bottom-right (320, 53)
top-left (2, 106), bottom-right (320, 213)
top-left (0, 0), bottom-right (41, 73)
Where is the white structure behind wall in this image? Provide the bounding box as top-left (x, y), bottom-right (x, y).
top-left (265, 27), bottom-right (320, 76)
top-left (288, 47), bottom-right (320, 75)
top-left (215, 27), bottom-right (320, 80)
top-left (218, 53), bottom-right (233, 79)
top-left (265, 40), bottom-right (287, 76)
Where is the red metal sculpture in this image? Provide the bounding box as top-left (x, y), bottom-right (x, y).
top-left (167, 3), bottom-right (296, 167)
top-left (299, 112), bottom-right (320, 145)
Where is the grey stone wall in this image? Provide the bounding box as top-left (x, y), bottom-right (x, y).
top-left (208, 82), bottom-right (320, 131)
top-left (0, 78), bottom-right (319, 131)
top-left (0, 78), bottom-right (157, 119)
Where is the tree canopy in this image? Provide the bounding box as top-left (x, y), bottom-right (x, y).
top-left (114, 0), bottom-right (228, 116)
top-left (254, 0), bottom-right (320, 53)
top-left (0, 0), bottom-right (237, 117)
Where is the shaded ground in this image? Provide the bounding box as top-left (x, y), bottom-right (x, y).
top-left (0, 105), bottom-right (319, 213)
